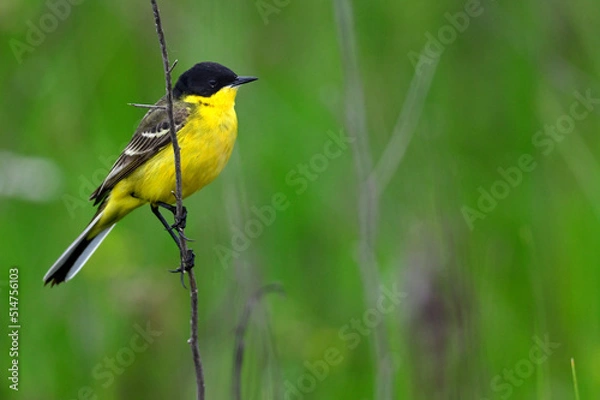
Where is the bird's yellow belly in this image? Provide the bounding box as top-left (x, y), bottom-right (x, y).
top-left (116, 109), bottom-right (238, 205)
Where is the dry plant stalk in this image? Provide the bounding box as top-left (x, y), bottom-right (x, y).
top-left (150, 1), bottom-right (205, 399)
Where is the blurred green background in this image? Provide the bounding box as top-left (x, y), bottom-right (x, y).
top-left (1, 0), bottom-right (600, 399)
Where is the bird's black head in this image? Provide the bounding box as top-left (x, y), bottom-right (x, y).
top-left (173, 62), bottom-right (257, 98)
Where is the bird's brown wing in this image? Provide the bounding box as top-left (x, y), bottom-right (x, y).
top-left (90, 99), bottom-right (191, 205)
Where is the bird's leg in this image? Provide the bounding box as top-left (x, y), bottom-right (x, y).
top-left (155, 201), bottom-right (189, 233)
top-left (150, 204), bottom-right (181, 246)
top-left (155, 201), bottom-right (177, 216)
top-left (151, 204), bottom-right (195, 288)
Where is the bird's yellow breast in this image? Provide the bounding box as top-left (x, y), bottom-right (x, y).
top-left (112, 87), bottom-right (239, 208)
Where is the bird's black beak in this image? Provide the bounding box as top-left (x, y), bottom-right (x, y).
top-left (230, 76), bottom-right (258, 87)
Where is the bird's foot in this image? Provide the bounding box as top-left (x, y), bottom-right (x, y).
top-left (171, 206), bottom-right (187, 230)
top-left (169, 250), bottom-right (195, 288)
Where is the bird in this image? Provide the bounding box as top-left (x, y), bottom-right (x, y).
top-left (44, 61), bottom-right (257, 286)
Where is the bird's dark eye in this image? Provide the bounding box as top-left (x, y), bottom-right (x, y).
top-left (208, 79), bottom-right (217, 88)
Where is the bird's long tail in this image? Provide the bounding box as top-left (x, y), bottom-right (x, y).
top-left (43, 212), bottom-right (115, 286)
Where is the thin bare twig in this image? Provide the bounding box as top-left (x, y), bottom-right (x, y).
top-left (150, 1), bottom-right (204, 399)
top-left (233, 283), bottom-right (284, 400)
top-left (169, 59), bottom-right (179, 73)
top-left (127, 102), bottom-right (167, 109)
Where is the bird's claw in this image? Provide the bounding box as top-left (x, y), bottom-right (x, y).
top-left (169, 250), bottom-right (195, 289)
top-left (171, 206), bottom-right (188, 230)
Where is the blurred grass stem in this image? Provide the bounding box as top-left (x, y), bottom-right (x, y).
top-left (333, 0), bottom-right (392, 398)
top-left (233, 284), bottom-right (284, 400)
